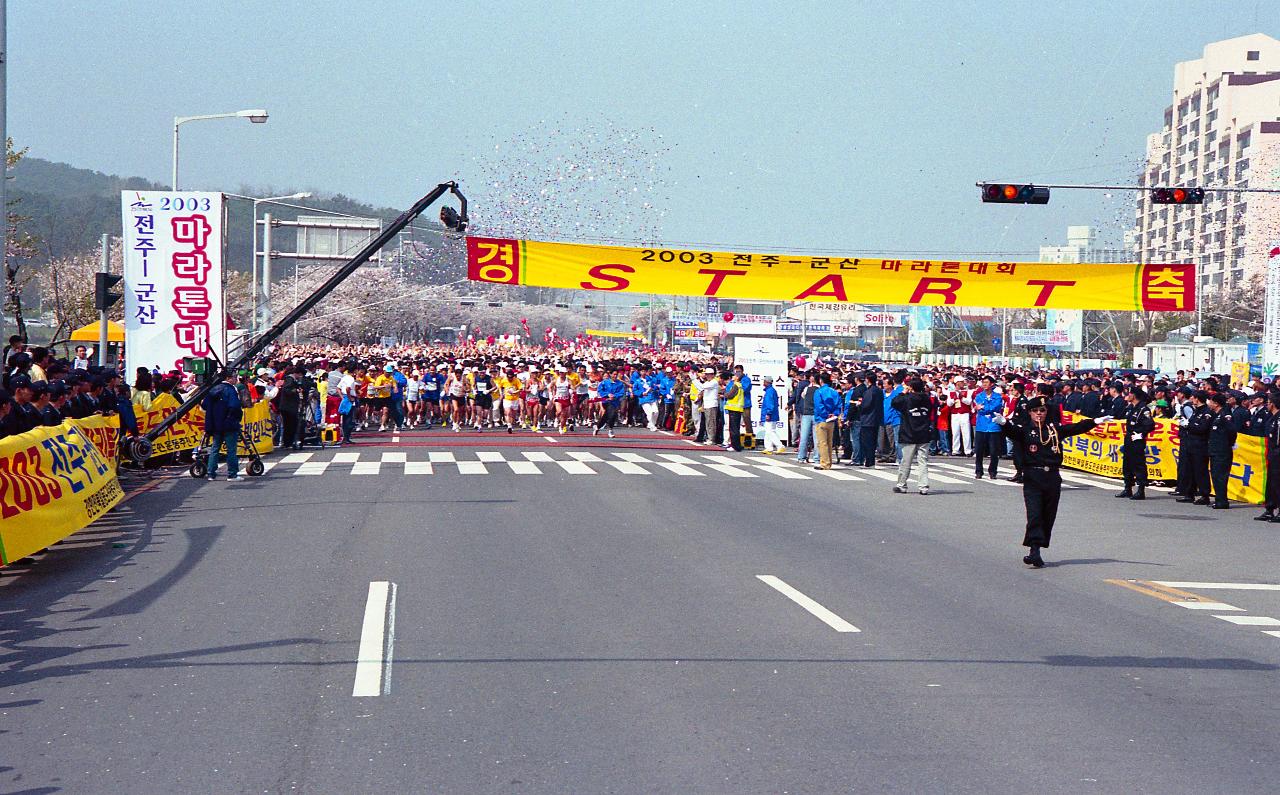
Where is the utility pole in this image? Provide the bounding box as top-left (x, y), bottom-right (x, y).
top-left (260, 212), bottom-right (273, 332)
top-left (0, 0), bottom-right (7, 338)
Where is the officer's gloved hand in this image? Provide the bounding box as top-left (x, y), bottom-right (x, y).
top-left (993, 414), bottom-right (1007, 425)
top-left (1095, 415), bottom-right (1113, 424)
top-left (1130, 432), bottom-right (1143, 441)
top-left (1177, 418), bottom-right (1189, 427)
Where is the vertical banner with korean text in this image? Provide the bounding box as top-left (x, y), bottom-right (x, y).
top-left (121, 191), bottom-right (227, 380)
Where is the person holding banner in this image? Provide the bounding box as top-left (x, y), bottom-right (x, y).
top-left (201, 371), bottom-right (246, 482)
top-left (995, 396), bottom-right (1110, 568)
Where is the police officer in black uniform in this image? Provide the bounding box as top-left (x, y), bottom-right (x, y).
top-left (1257, 393), bottom-right (1280, 522)
top-left (1206, 392), bottom-right (1237, 509)
top-left (995, 396), bottom-right (1109, 568)
top-left (1118, 388), bottom-right (1156, 500)
top-left (1176, 390), bottom-right (1213, 506)
top-left (1006, 381), bottom-right (1029, 482)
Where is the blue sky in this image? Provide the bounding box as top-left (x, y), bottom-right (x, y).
top-left (10, 1), bottom-right (1273, 256)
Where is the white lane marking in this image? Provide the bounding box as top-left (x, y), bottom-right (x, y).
top-left (813, 469), bottom-right (862, 481)
top-left (659, 430), bottom-right (674, 436)
top-left (705, 463), bottom-right (756, 478)
top-left (684, 439), bottom-right (701, 446)
top-left (281, 452), bottom-right (313, 464)
top-left (1155, 582), bottom-right (1280, 591)
top-left (655, 462), bottom-right (703, 476)
top-left (1263, 631), bottom-right (1280, 639)
top-left (476, 451), bottom-right (507, 462)
top-left (555, 459), bottom-right (596, 475)
top-left (756, 575), bottom-right (860, 633)
top-left (703, 455), bottom-right (750, 466)
top-left (1172, 601), bottom-right (1242, 611)
top-left (926, 472), bottom-right (968, 485)
top-left (353, 581), bottom-right (396, 697)
top-left (567, 451), bottom-right (603, 462)
top-left (352, 461), bottom-right (381, 475)
top-left (259, 461), bottom-right (277, 475)
top-left (657, 453), bottom-right (701, 465)
top-left (509, 461), bottom-right (541, 474)
top-left (381, 452), bottom-right (407, 463)
top-left (615, 452), bottom-right (652, 463)
top-left (1212, 615), bottom-right (1280, 626)
top-left (856, 468), bottom-right (899, 482)
top-left (523, 451), bottom-right (554, 462)
top-left (755, 456), bottom-right (802, 468)
top-left (1059, 472), bottom-right (1108, 487)
top-left (333, 451), bottom-right (360, 463)
top-left (427, 451), bottom-right (456, 463)
top-left (457, 461), bottom-right (488, 474)
top-left (391, 435), bottom-right (400, 443)
top-left (752, 464), bottom-right (809, 479)
top-left (543, 436), bottom-right (559, 444)
top-left (604, 461), bottom-right (649, 475)
top-left (404, 462), bottom-right (433, 475)
top-left (294, 461), bottom-right (330, 476)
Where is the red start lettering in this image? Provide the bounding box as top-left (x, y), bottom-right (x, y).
top-left (1026, 279), bottom-right (1076, 307)
top-left (579, 263), bottom-right (634, 291)
top-left (794, 274), bottom-right (848, 302)
top-left (908, 277), bottom-right (962, 305)
top-left (697, 268), bottom-right (748, 296)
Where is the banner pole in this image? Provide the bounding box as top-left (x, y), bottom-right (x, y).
top-left (98, 233), bottom-right (109, 367)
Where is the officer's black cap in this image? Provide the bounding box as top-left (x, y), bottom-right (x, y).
top-left (1026, 396), bottom-right (1048, 410)
top-left (1207, 392), bottom-right (1227, 406)
top-left (1130, 389), bottom-right (1148, 403)
top-left (9, 375), bottom-right (31, 389)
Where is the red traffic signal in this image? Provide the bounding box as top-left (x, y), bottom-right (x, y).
top-left (981, 183), bottom-right (1050, 204)
top-left (1150, 187), bottom-right (1205, 205)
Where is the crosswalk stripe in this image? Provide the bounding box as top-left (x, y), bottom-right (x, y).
top-left (856, 468), bottom-right (899, 482)
top-left (404, 462), bottom-right (433, 475)
top-left (457, 461), bottom-right (487, 474)
top-left (476, 451), bottom-right (507, 462)
top-left (523, 451), bottom-right (554, 462)
top-left (380, 452), bottom-right (407, 463)
top-left (554, 460), bottom-right (596, 475)
top-left (352, 461), bottom-right (381, 475)
top-left (427, 451), bottom-right (456, 463)
top-left (703, 454), bottom-right (747, 466)
top-left (813, 469), bottom-right (862, 481)
top-left (655, 462), bottom-right (703, 476)
top-left (615, 452), bottom-right (652, 463)
top-left (281, 452), bottom-right (312, 464)
top-left (657, 453), bottom-right (701, 465)
top-left (333, 452), bottom-right (360, 463)
top-left (705, 463), bottom-right (757, 478)
top-left (509, 461), bottom-right (541, 474)
top-left (567, 451), bottom-right (604, 462)
top-left (752, 464), bottom-right (809, 479)
top-left (604, 461), bottom-right (649, 475)
top-left (260, 461), bottom-right (278, 475)
top-left (295, 461), bottom-right (330, 476)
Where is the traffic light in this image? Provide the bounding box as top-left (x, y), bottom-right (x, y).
top-left (94, 273), bottom-right (123, 311)
top-left (1150, 187), bottom-right (1205, 205)
top-left (981, 184), bottom-right (1050, 204)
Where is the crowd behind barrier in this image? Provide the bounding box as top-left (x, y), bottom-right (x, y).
top-left (3, 333), bottom-right (1277, 568)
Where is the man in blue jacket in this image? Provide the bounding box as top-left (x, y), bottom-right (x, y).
top-left (593, 370), bottom-right (625, 438)
top-left (812, 372), bottom-right (843, 470)
top-left (972, 375), bottom-right (1005, 479)
top-left (202, 370), bottom-right (245, 482)
top-left (760, 377), bottom-right (782, 453)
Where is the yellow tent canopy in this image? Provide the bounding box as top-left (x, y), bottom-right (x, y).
top-left (69, 320), bottom-right (125, 343)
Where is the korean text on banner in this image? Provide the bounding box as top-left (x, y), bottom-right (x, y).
top-left (733, 336), bottom-right (790, 443)
top-left (0, 418), bottom-right (124, 566)
top-left (466, 238), bottom-right (1197, 312)
top-left (121, 191), bottom-right (228, 378)
top-left (1060, 411), bottom-right (1264, 504)
top-left (135, 392), bottom-right (275, 459)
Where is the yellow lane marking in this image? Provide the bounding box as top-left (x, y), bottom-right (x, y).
top-left (1104, 579), bottom-right (1216, 604)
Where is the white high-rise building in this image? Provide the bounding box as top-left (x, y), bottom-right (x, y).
top-left (1134, 33), bottom-right (1280, 295)
top-left (1038, 225), bottom-right (1129, 264)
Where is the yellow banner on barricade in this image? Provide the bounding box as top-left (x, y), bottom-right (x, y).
top-left (466, 237), bottom-right (1198, 312)
top-left (135, 392), bottom-right (274, 458)
top-left (1061, 411), bottom-right (1265, 503)
top-left (0, 417), bottom-right (124, 566)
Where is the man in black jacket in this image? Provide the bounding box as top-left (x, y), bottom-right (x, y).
top-left (891, 378), bottom-right (934, 495)
top-left (1258, 394), bottom-right (1280, 523)
top-left (1176, 391), bottom-right (1213, 506)
top-left (1206, 392), bottom-right (1237, 509)
top-left (857, 372), bottom-right (884, 468)
top-left (1118, 388), bottom-right (1156, 500)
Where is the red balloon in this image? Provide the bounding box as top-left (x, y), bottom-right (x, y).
top-left (631, 325), bottom-right (638, 331)
top-left (545, 327), bottom-right (552, 333)
top-left (486, 335), bottom-right (495, 344)
top-left (520, 317), bottom-right (528, 324)
top-left (723, 312), bottom-right (735, 322)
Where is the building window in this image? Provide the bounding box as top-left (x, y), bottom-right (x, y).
top-left (1238, 131), bottom-right (1251, 149)
top-left (1247, 50), bottom-right (1260, 61)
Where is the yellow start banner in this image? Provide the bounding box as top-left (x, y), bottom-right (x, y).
top-left (0, 416), bottom-right (124, 566)
top-left (466, 238), bottom-right (1197, 312)
top-left (1061, 411), bottom-right (1265, 503)
top-left (136, 392), bottom-right (275, 458)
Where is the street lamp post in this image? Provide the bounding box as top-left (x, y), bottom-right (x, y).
top-left (171, 108), bottom-right (268, 190)
top-left (251, 192), bottom-right (311, 338)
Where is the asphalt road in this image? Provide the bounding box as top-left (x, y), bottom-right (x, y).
top-left (4, 426), bottom-right (1280, 794)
